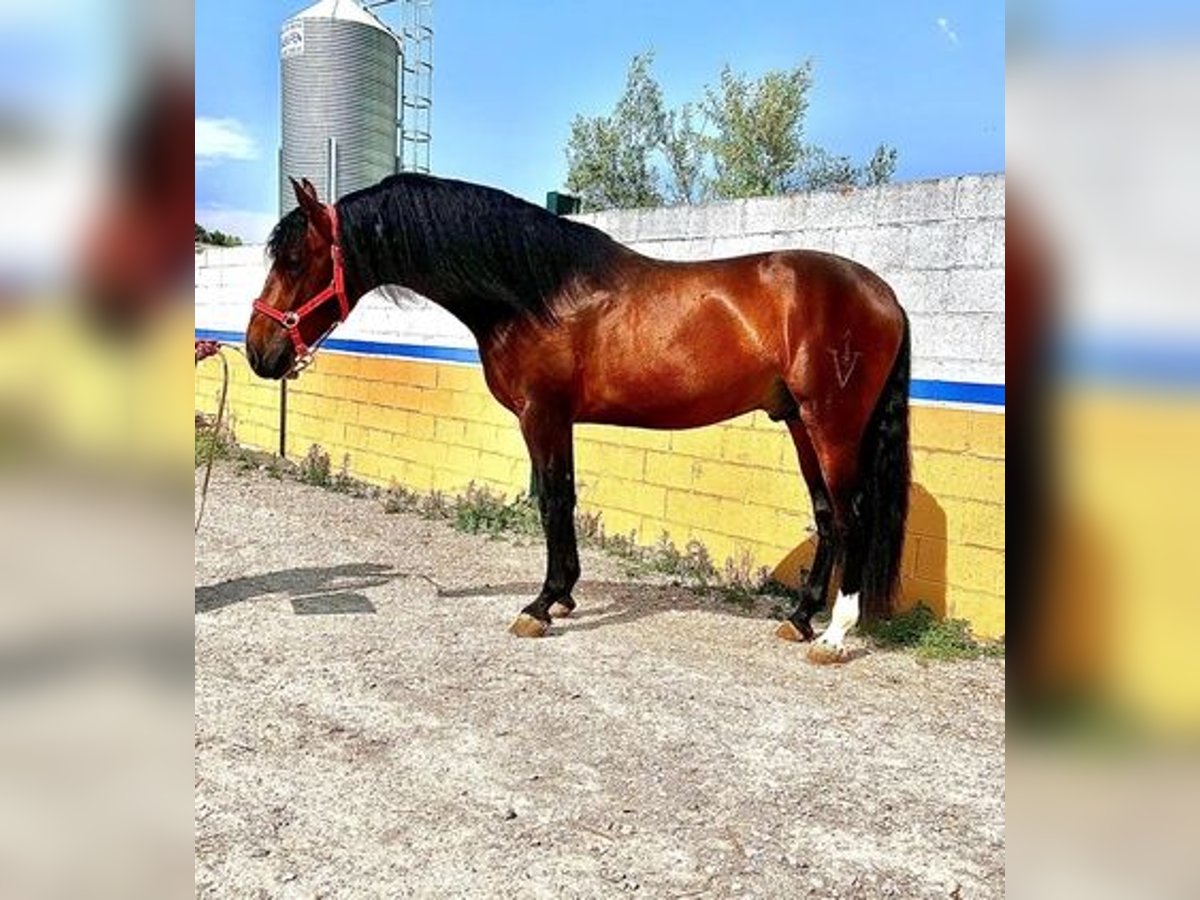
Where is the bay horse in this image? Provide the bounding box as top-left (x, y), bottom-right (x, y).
top-left (246, 175), bottom-right (910, 664)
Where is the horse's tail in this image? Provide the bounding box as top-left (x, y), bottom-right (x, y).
top-left (856, 312), bottom-right (912, 621)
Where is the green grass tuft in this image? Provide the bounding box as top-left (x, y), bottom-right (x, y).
top-left (382, 480), bottom-right (420, 514)
top-left (451, 484), bottom-right (541, 538)
top-left (863, 603), bottom-right (1003, 661)
top-left (297, 445), bottom-right (332, 487)
top-left (195, 420), bottom-right (234, 467)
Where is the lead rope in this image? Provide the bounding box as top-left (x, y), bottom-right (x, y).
top-left (195, 341), bottom-right (231, 533)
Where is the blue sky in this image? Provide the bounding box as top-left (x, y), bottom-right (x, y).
top-left (196, 0), bottom-right (1004, 241)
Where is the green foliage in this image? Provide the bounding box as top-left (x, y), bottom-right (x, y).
top-left (703, 63), bottom-right (812, 199)
top-left (861, 144), bottom-right (899, 186)
top-left (863, 604), bottom-right (1004, 661)
top-left (298, 444), bottom-right (332, 487)
top-left (713, 552), bottom-right (776, 609)
top-left (451, 485), bottom-right (541, 538)
top-left (566, 53), bottom-right (666, 211)
top-left (661, 102), bottom-right (706, 205)
top-left (195, 222), bottom-right (243, 247)
top-left (329, 454), bottom-right (358, 494)
top-left (382, 480), bottom-right (420, 514)
top-left (803, 143), bottom-right (899, 191)
top-left (194, 420), bottom-right (233, 467)
top-left (645, 534), bottom-right (719, 583)
top-left (800, 148), bottom-right (859, 192)
top-left (564, 53), bottom-right (899, 210)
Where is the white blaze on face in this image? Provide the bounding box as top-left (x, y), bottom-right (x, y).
top-left (817, 591), bottom-right (860, 649)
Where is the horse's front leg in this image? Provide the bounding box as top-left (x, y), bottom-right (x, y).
top-left (509, 407), bottom-right (580, 638)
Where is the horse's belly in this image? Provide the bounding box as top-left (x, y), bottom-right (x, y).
top-left (576, 277), bottom-right (789, 428)
top-left (577, 359), bottom-right (777, 429)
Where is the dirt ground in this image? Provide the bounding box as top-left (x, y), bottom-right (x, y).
top-left (195, 464), bottom-right (1004, 898)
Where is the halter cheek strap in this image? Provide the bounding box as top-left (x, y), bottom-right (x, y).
top-left (253, 203), bottom-right (349, 370)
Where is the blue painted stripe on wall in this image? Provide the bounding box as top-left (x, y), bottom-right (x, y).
top-left (197, 328), bottom-right (1006, 407)
top-left (1062, 338), bottom-right (1200, 387)
top-left (197, 329), bottom-right (481, 365)
top-left (909, 380), bottom-right (1006, 406)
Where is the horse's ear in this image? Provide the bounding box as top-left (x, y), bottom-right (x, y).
top-left (289, 176), bottom-right (306, 206)
top-left (291, 177), bottom-right (332, 242)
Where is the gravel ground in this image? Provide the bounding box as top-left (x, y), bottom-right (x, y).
top-left (195, 463), bottom-right (1004, 898)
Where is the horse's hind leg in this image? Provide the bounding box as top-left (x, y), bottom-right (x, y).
top-left (509, 405), bottom-right (581, 638)
top-left (800, 431), bottom-right (867, 664)
top-left (776, 419), bottom-right (839, 643)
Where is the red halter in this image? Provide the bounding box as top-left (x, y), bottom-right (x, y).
top-left (253, 203), bottom-right (349, 370)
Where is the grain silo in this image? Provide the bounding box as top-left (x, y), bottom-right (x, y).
top-left (278, 0), bottom-right (402, 214)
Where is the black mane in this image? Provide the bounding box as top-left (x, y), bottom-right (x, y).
top-left (334, 174), bottom-right (628, 333)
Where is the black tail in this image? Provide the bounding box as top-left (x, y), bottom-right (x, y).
top-left (856, 314), bottom-right (912, 621)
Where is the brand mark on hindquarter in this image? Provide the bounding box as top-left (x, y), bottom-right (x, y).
top-left (828, 331), bottom-right (861, 389)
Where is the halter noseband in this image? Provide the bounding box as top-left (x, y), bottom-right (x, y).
top-left (253, 203), bottom-right (349, 373)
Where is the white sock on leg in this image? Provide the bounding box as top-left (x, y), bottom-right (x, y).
top-left (817, 591), bottom-right (860, 649)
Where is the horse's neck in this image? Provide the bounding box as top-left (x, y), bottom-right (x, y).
top-left (348, 240), bottom-right (522, 338)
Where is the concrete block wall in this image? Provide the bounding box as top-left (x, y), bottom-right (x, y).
top-left (196, 174), bottom-right (1005, 637)
top-left (578, 174), bottom-right (1005, 387)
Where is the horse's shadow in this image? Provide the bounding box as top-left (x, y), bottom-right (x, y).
top-left (438, 578), bottom-right (792, 634)
top-left (195, 565), bottom-right (789, 630)
top-left (195, 562), bottom-right (398, 615)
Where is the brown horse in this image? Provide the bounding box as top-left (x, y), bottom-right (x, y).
top-left (247, 175), bottom-right (910, 663)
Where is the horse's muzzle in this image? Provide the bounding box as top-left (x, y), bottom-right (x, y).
top-left (246, 337), bottom-right (293, 380)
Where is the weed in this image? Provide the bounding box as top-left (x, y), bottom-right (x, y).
top-left (418, 491), bottom-right (453, 520)
top-left (194, 418), bottom-right (234, 467)
top-left (574, 508), bottom-right (604, 543)
top-left (382, 480), bottom-right (420, 514)
top-left (330, 454), bottom-right (357, 493)
top-left (637, 534), bottom-right (719, 584)
top-left (451, 484), bottom-right (541, 538)
top-left (298, 445), bottom-right (332, 487)
top-left (863, 603), bottom-right (1003, 661)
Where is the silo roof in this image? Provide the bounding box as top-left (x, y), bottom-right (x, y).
top-left (289, 0), bottom-right (397, 36)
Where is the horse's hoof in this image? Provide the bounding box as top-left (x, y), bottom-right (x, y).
top-left (548, 601), bottom-right (574, 619)
top-left (806, 642), bottom-right (849, 666)
top-left (775, 620), bottom-right (812, 643)
top-left (509, 613), bottom-right (549, 638)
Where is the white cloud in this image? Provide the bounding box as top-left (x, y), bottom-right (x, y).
top-left (195, 207), bottom-right (278, 244)
top-left (936, 16), bottom-right (960, 45)
top-left (195, 117), bottom-right (257, 165)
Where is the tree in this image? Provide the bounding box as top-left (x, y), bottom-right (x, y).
top-left (565, 53), bottom-right (666, 211)
top-left (661, 102), bottom-right (705, 205)
top-left (802, 143), bottom-right (898, 191)
top-left (562, 54), bottom-right (899, 210)
top-left (195, 223), bottom-right (243, 247)
top-left (702, 63), bottom-right (812, 199)
top-left (861, 144), bottom-right (898, 186)
top-left (801, 148), bottom-right (858, 191)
